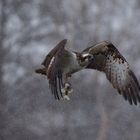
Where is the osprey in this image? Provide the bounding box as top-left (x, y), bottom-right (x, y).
top-left (35, 39), bottom-right (140, 105)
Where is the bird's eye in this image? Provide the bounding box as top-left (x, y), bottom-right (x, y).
top-left (82, 55), bottom-right (93, 62)
top-left (88, 55), bottom-right (92, 59)
top-left (87, 55), bottom-right (93, 60)
top-left (80, 54), bottom-right (93, 62)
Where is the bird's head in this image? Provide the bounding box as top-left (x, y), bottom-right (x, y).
top-left (79, 53), bottom-right (94, 66)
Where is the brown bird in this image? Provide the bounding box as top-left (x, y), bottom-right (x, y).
top-left (35, 39), bottom-right (88, 100)
top-left (35, 39), bottom-right (140, 105)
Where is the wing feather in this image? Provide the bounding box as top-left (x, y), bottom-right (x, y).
top-left (36, 39), bottom-right (78, 100)
top-left (83, 41), bottom-right (140, 105)
top-left (41, 39), bottom-right (67, 99)
top-left (41, 39), bottom-right (67, 67)
top-left (47, 50), bottom-right (65, 99)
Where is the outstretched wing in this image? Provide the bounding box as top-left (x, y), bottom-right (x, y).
top-left (36, 39), bottom-right (68, 99)
top-left (82, 41), bottom-right (140, 105)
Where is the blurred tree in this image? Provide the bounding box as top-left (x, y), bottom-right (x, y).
top-left (1, 0), bottom-right (140, 139)
top-left (0, 0), bottom-right (8, 139)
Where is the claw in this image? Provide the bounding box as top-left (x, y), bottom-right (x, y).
top-left (61, 82), bottom-right (73, 100)
top-left (63, 95), bottom-right (70, 100)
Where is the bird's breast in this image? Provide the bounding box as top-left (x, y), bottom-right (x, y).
top-left (64, 52), bottom-right (83, 74)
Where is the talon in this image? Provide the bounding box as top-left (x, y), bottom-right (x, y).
top-left (63, 95), bottom-right (70, 100)
top-left (61, 88), bottom-right (66, 94)
top-left (64, 82), bottom-right (72, 90)
top-left (61, 82), bottom-right (73, 100)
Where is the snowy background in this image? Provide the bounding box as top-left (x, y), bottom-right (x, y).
top-left (1, 0), bottom-right (140, 140)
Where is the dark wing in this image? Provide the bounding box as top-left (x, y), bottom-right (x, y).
top-left (82, 41), bottom-right (140, 105)
top-left (46, 40), bottom-right (70, 100)
top-left (42, 39), bottom-right (67, 67)
top-left (35, 39), bottom-right (68, 99)
top-left (35, 39), bottom-right (67, 76)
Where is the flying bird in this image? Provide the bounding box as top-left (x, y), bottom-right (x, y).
top-left (35, 39), bottom-right (140, 105)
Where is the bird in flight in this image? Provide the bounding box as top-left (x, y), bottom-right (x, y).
top-left (35, 39), bottom-right (140, 105)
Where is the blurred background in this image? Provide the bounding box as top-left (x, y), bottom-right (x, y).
top-left (1, 0), bottom-right (140, 140)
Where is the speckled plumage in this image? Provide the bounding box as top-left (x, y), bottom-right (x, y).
top-left (84, 41), bottom-right (140, 105)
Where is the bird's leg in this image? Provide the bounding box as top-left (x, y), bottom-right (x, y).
top-left (61, 74), bottom-right (73, 100)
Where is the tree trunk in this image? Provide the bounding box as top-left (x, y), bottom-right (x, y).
top-left (95, 74), bottom-right (109, 140)
top-left (0, 0), bottom-right (7, 139)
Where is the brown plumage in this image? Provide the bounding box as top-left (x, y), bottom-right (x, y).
top-left (82, 41), bottom-right (140, 105)
top-left (35, 39), bottom-right (83, 99)
top-left (35, 40), bottom-right (140, 105)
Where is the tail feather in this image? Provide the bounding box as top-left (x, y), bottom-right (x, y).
top-left (35, 68), bottom-right (47, 75)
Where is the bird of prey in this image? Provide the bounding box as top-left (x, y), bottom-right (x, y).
top-left (35, 39), bottom-right (140, 105)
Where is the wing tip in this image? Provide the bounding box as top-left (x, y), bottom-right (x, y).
top-left (98, 41), bottom-right (113, 46)
top-left (59, 39), bottom-right (67, 47)
top-left (62, 39), bottom-right (67, 43)
top-left (124, 87), bottom-right (140, 106)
